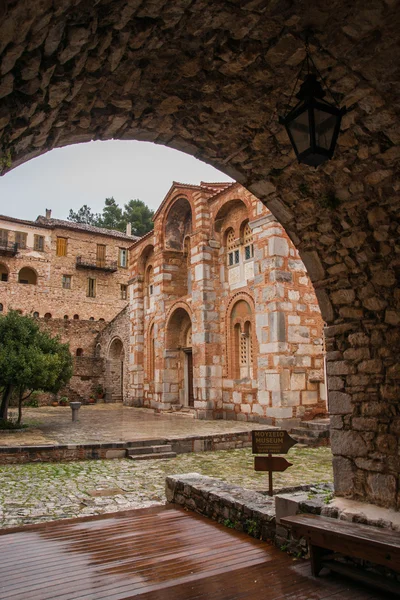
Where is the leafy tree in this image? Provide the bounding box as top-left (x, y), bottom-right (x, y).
top-left (97, 197), bottom-right (124, 230)
top-left (122, 199), bottom-right (154, 236)
top-left (67, 197), bottom-right (154, 236)
top-left (0, 311), bottom-right (73, 423)
top-left (67, 204), bottom-right (101, 225)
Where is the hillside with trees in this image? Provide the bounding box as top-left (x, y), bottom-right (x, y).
top-left (68, 198), bottom-right (154, 237)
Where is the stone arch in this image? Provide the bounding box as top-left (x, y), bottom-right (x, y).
top-left (164, 197), bottom-right (192, 251)
top-left (0, 263), bottom-right (9, 282)
top-left (225, 293), bottom-right (257, 380)
top-left (165, 303), bottom-right (194, 407)
top-left (18, 267), bottom-right (37, 285)
top-left (214, 199), bottom-right (250, 236)
top-left (2, 2), bottom-right (400, 507)
top-left (106, 337), bottom-right (125, 402)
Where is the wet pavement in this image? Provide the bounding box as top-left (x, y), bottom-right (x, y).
top-left (1, 404), bottom-right (272, 447)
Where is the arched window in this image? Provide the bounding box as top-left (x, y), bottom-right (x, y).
top-left (89, 317), bottom-right (94, 321)
top-left (95, 344), bottom-right (101, 358)
top-left (44, 312), bottom-right (51, 319)
top-left (73, 314), bottom-right (79, 320)
top-left (0, 303), bottom-right (3, 312)
top-left (243, 222), bottom-right (254, 260)
top-left (18, 267), bottom-right (37, 285)
top-left (33, 311), bottom-right (39, 318)
top-left (229, 299), bottom-right (254, 380)
top-left (76, 348), bottom-right (83, 357)
top-left (184, 236), bottom-right (192, 294)
top-left (99, 317), bottom-right (105, 322)
top-left (145, 265), bottom-right (154, 309)
top-left (64, 315), bottom-right (69, 320)
top-left (0, 263), bottom-right (8, 282)
top-left (148, 324), bottom-right (155, 381)
top-left (226, 229), bottom-right (239, 266)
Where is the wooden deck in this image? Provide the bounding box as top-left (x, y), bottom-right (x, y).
top-left (0, 505), bottom-right (390, 600)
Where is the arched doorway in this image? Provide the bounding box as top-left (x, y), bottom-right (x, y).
top-left (165, 307), bottom-right (194, 408)
top-left (107, 338), bottom-right (125, 402)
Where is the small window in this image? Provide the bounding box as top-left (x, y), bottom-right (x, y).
top-left (64, 315), bottom-right (69, 320)
top-left (0, 263), bottom-right (8, 282)
top-left (15, 232), bottom-right (27, 249)
top-left (73, 314), bottom-right (79, 320)
top-left (62, 275), bottom-right (71, 289)
top-left (99, 318), bottom-right (105, 322)
top-left (149, 284), bottom-right (154, 296)
top-left (244, 244), bottom-right (254, 260)
top-left (120, 284), bottom-right (128, 300)
top-left (96, 244), bottom-right (106, 268)
top-left (0, 229), bottom-right (9, 246)
top-left (87, 278), bottom-right (96, 298)
top-left (226, 229), bottom-right (239, 266)
top-left (0, 303), bottom-right (3, 312)
top-left (76, 348), bottom-right (83, 357)
top-left (119, 248), bottom-right (127, 268)
top-left (33, 311), bottom-right (39, 318)
top-left (34, 235), bottom-right (45, 252)
top-left (56, 237), bottom-right (67, 257)
top-left (44, 312), bottom-right (52, 319)
top-left (89, 317), bottom-right (95, 321)
top-left (1, 273), bottom-right (7, 282)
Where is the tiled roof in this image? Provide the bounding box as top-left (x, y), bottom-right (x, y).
top-left (35, 216), bottom-right (139, 241)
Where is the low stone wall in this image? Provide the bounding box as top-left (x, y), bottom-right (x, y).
top-left (0, 431), bottom-right (253, 464)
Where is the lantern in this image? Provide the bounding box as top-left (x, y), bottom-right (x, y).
top-left (279, 61), bottom-right (347, 167)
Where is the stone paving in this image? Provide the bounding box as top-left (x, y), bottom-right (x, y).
top-left (1, 404), bottom-right (272, 446)
top-left (0, 446), bottom-right (333, 529)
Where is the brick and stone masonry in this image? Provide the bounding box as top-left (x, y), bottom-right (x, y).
top-left (127, 182), bottom-right (326, 426)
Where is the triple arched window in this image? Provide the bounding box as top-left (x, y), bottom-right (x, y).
top-left (225, 222), bottom-right (254, 267)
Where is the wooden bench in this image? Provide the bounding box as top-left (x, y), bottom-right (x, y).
top-left (281, 514), bottom-right (400, 596)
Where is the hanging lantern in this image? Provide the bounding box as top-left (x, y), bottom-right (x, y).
top-left (279, 45), bottom-right (347, 167)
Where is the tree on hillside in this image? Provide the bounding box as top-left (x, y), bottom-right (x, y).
top-left (67, 204), bottom-right (101, 225)
top-left (123, 199), bottom-right (154, 236)
top-left (97, 197), bottom-right (124, 230)
top-left (67, 197), bottom-right (154, 236)
top-left (0, 311), bottom-right (73, 424)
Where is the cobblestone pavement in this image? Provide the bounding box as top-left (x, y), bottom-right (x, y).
top-left (1, 404), bottom-right (273, 446)
top-left (0, 446), bottom-right (333, 529)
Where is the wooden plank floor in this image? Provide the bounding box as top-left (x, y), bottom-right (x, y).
top-left (0, 505), bottom-right (391, 600)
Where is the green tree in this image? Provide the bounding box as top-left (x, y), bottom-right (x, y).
top-left (97, 197), bottom-right (124, 230)
top-left (66, 198), bottom-right (154, 236)
top-left (123, 199), bottom-right (154, 236)
top-left (67, 204), bottom-right (101, 225)
top-left (0, 311), bottom-right (73, 423)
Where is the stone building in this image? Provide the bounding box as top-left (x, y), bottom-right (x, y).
top-left (0, 211), bottom-right (136, 402)
top-left (0, 210), bottom-right (135, 322)
top-left (127, 181), bottom-right (326, 425)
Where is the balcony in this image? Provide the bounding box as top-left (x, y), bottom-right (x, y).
top-left (76, 256), bottom-right (118, 272)
top-left (0, 242), bottom-right (18, 256)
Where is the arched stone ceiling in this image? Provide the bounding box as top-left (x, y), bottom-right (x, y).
top-left (0, 0), bottom-right (399, 324)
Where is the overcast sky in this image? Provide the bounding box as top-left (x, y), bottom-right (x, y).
top-left (0, 140), bottom-right (232, 221)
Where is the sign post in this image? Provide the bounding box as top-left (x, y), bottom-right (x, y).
top-left (252, 430), bottom-right (297, 496)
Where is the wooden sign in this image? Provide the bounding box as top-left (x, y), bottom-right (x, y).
top-left (254, 456), bottom-right (293, 472)
top-left (252, 430), bottom-right (297, 455)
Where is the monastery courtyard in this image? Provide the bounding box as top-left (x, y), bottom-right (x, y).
top-left (0, 405), bottom-right (332, 528)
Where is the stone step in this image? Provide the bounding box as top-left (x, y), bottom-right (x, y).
top-left (127, 444), bottom-right (173, 456)
top-left (126, 439), bottom-right (167, 448)
top-left (302, 420), bottom-right (330, 431)
top-left (291, 428), bottom-right (330, 438)
top-left (127, 451), bottom-right (176, 461)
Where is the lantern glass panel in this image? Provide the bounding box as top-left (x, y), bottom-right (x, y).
top-left (287, 108), bottom-right (310, 154)
top-left (314, 109), bottom-right (337, 150)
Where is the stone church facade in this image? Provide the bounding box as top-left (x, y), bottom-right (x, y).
top-left (127, 182), bottom-right (326, 424)
top-left (0, 183), bottom-right (326, 422)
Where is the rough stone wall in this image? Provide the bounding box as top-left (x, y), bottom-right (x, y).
top-left (2, 0), bottom-right (400, 508)
top-left (96, 306), bottom-right (130, 402)
top-left (0, 217), bottom-right (132, 320)
top-left (38, 317), bottom-right (108, 403)
top-left (128, 182), bottom-right (326, 425)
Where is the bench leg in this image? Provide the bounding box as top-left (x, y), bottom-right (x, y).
top-left (309, 544), bottom-right (326, 577)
